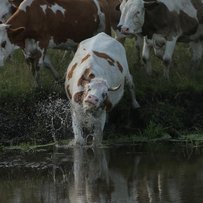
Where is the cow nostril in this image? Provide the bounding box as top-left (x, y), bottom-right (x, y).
top-left (95, 99), bottom-right (99, 102)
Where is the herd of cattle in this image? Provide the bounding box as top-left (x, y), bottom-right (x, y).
top-left (0, 0), bottom-right (203, 146)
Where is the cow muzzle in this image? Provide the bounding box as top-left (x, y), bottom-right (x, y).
top-left (118, 25), bottom-right (133, 36)
top-left (84, 95), bottom-right (99, 107)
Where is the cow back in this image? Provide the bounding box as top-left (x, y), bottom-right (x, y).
top-left (66, 33), bottom-right (128, 107)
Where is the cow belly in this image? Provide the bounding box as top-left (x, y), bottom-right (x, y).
top-left (48, 37), bottom-right (78, 50)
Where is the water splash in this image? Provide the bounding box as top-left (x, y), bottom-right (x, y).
top-left (35, 96), bottom-right (72, 142)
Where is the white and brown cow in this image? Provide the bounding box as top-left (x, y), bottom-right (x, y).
top-left (65, 32), bottom-right (140, 146)
top-left (0, 0), bottom-right (111, 85)
top-left (118, 0), bottom-right (203, 78)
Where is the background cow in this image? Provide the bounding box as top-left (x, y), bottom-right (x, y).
top-left (0, 0), bottom-right (62, 83)
top-left (65, 32), bottom-right (140, 146)
top-left (118, 0), bottom-right (203, 78)
top-left (108, 0), bottom-right (144, 64)
top-left (0, 0), bottom-right (111, 86)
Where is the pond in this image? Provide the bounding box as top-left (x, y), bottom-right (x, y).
top-left (0, 144), bottom-right (203, 203)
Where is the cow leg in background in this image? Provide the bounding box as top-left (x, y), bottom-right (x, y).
top-left (72, 111), bottom-right (85, 145)
top-left (189, 41), bottom-right (203, 71)
top-left (43, 55), bottom-right (60, 81)
top-left (125, 71), bottom-right (140, 109)
top-left (162, 37), bottom-right (178, 79)
top-left (135, 35), bottom-right (143, 64)
top-left (32, 62), bottom-right (42, 87)
top-left (142, 37), bottom-right (153, 75)
top-left (92, 112), bottom-right (106, 146)
top-left (25, 53), bottom-right (42, 87)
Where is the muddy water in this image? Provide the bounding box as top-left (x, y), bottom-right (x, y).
top-left (0, 144), bottom-right (203, 203)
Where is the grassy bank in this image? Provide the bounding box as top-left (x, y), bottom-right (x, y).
top-left (0, 38), bottom-right (202, 146)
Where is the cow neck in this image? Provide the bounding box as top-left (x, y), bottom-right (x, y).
top-left (6, 10), bottom-right (27, 48)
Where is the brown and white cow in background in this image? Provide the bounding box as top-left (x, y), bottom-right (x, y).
top-left (118, 0), bottom-right (203, 78)
top-left (0, 0), bottom-right (111, 86)
top-left (65, 32), bottom-right (140, 146)
top-left (0, 0), bottom-right (61, 82)
top-left (108, 0), bottom-right (144, 63)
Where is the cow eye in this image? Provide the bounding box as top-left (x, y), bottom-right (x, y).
top-left (1, 41), bottom-right (6, 48)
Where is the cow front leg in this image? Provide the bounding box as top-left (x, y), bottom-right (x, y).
top-left (142, 37), bottom-right (152, 75)
top-left (92, 113), bottom-right (106, 146)
top-left (72, 111), bottom-right (85, 145)
top-left (162, 37), bottom-right (178, 79)
top-left (27, 56), bottom-right (42, 87)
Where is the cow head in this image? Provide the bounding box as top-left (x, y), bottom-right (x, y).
top-left (0, 24), bottom-right (15, 66)
top-left (0, 24), bottom-right (24, 66)
top-left (83, 78), bottom-right (120, 112)
top-left (118, 0), bottom-right (145, 35)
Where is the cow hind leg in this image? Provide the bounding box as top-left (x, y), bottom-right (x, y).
top-left (162, 37), bottom-right (178, 80)
top-left (125, 73), bottom-right (140, 109)
top-left (43, 55), bottom-right (60, 81)
top-left (27, 58), bottom-right (42, 87)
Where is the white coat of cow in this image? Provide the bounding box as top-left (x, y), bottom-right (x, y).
top-left (65, 32), bottom-right (140, 146)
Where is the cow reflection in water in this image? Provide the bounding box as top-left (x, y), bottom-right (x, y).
top-left (1, 147), bottom-right (203, 203)
top-left (68, 147), bottom-right (184, 203)
top-left (69, 147), bottom-right (111, 203)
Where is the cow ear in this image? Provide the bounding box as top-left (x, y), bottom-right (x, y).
top-left (8, 27), bottom-right (25, 41)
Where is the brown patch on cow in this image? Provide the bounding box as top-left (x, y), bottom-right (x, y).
top-left (81, 54), bottom-right (91, 64)
top-left (73, 91), bottom-right (84, 104)
top-left (66, 85), bottom-right (72, 99)
top-left (67, 63), bottom-right (77, 80)
top-left (104, 97), bottom-right (112, 112)
top-left (77, 68), bottom-right (95, 87)
top-left (116, 61), bottom-right (123, 72)
top-left (93, 51), bottom-right (115, 66)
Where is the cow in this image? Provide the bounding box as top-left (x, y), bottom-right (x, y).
top-left (0, 0), bottom-right (61, 84)
top-left (118, 0), bottom-right (203, 78)
top-left (108, 0), bottom-right (144, 63)
top-left (0, 0), bottom-right (111, 86)
top-left (65, 32), bottom-right (140, 146)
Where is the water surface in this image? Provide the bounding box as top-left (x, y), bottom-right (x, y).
top-left (0, 144), bottom-right (203, 203)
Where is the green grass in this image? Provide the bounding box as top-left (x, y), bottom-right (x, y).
top-left (0, 38), bottom-right (202, 144)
